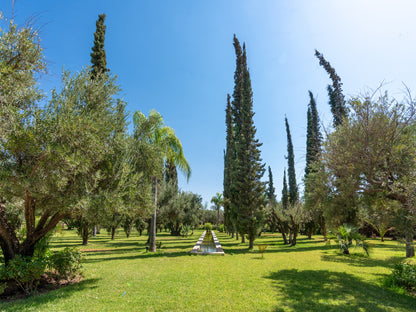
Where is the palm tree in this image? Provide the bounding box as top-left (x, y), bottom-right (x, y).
top-left (211, 193), bottom-right (223, 231)
top-left (132, 110), bottom-right (191, 252)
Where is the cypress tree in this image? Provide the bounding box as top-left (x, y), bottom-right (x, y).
top-left (278, 169), bottom-right (289, 244)
top-left (304, 91), bottom-right (322, 238)
top-left (285, 117), bottom-right (298, 205)
top-left (90, 14), bottom-right (108, 79)
top-left (314, 50), bottom-right (347, 127)
top-left (229, 35), bottom-right (245, 241)
top-left (305, 91), bottom-right (321, 176)
top-left (285, 117), bottom-right (300, 246)
top-left (223, 94), bottom-right (234, 236)
top-left (266, 166), bottom-right (276, 204)
top-left (281, 169), bottom-right (289, 211)
top-left (266, 166), bottom-right (277, 233)
top-left (230, 36), bottom-right (266, 249)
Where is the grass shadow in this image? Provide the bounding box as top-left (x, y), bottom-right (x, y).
top-left (0, 278), bottom-right (101, 310)
top-left (83, 250), bottom-right (192, 263)
top-left (321, 252), bottom-right (405, 268)
top-left (265, 269), bottom-right (416, 312)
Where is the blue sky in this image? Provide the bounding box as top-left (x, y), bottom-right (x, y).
top-left (6, 0), bottom-right (416, 205)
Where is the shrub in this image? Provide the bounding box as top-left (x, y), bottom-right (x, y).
top-left (219, 224), bottom-right (225, 233)
top-left (48, 247), bottom-right (83, 280)
top-left (205, 223), bottom-right (212, 231)
top-left (0, 255), bottom-right (47, 295)
top-left (328, 224), bottom-right (370, 256)
top-left (181, 224), bottom-right (191, 237)
top-left (385, 262), bottom-right (416, 292)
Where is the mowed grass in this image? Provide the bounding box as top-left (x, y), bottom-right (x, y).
top-left (1, 230), bottom-right (416, 312)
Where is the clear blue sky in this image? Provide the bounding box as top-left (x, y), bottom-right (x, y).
top-left (6, 0), bottom-right (416, 205)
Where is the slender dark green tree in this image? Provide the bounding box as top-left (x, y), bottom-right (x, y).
top-left (90, 14), bottom-right (108, 79)
top-left (285, 117), bottom-right (300, 245)
top-left (304, 91), bottom-right (322, 238)
top-left (277, 170), bottom-right (289, 244)
top-left (266, 166), bottom-right (276, 203)
top-left (281, 170), bottom-right (289, 210)
top-left (314, 50), bottom-right (347, 127)
top-left (285, 117), bottom-right (298, 205)
top-left (229, 36), bottom-right (266, 249)
top-left (223, 94), bottom-right (235, 236)
top-left (79, 13), bottom-right (112, 243)
top-left (266, 166), bottom-right (277, 232)
top-left (305, 91), bottom-right (321, 176)
top-left (229, 35), bottom-right (245, 241)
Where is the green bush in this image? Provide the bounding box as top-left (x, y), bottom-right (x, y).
top-left (205, 223), bottom-right (212, 231)
top-left (219, 224), bottom-right (225, 233)
top-left (385, 262), bottom-right (416, 292)
top-left (180, 224), bottom-right (191, 237)
top-left (0, 255), bottom-right (47, 295)
top-left (328, 224), bottom-right (370, 256)
top-left (48, 247), bottom-right (83, 280)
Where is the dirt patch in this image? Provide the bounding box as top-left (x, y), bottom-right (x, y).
top-left (0, 274), bottom-right (83, 302)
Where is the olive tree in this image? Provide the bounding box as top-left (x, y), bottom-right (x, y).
top-left (315, 93), bottom-right (416, 257)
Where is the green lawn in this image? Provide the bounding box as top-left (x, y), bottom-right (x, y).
top-left (1, 230), bottom-right (415, 311)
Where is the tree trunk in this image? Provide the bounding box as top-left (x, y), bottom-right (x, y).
top-left (276, 218), bottom-right (289, 245)
top-left (149, 178), bottom-right (158, 252)
top-left (289, 228), bottom-right (293, 245)
top-left (405, 232), bottom-right (415, 258)
top-left (320, 215), bottom-right (327, 241)
top-left (111, 227), bottom-right (116, 240)
top-left (291, 224), bottom-right (298, 246)
top-left (236, 232), bottom-right (239, 240)
top-left (96, 225), bottom-right (101, 234)
top-left (249, 238), bottom-right (254, 249)
top-left (231, 232), bottom-right (234, 238)
top-left (281, 230), bottom-right (288, 245)
top-left (149, 211), bottom-right (156, 252)
top-left (0, 201), bottom-right (68, 265)
top-left (92, 226), bottom-right (97, 237)
top-left (241, 233), bottom-right (245, 243)
top-left (82, 224), bottom-right (89, 245)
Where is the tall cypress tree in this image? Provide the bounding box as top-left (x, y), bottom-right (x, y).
top-left (305, 91), bottom-right (321, 176)
top-left (314, 50), bottom-right (347, 127)
top-left (79, 13), bottom-right (110, 242)
top-left (266, 166), bottom-right (277, 233)
top-left (285, 117), bottom-right (298, 205)
top-left (229, 36), bottom-right (266, 249)
top-left (304, 91), bottom-right (322, 238)
top-left (223, 94), bottom-right (234, 236)
top-left (266, 166), bottom-right (276, 204)
top-left (285, 117), bottom-right (300, 245)
top-left (90, 14), bottom-right (108, 79)
top-left (277, 169), bottom-right (289, 244)
top-left (281, 169), bottom-right (289, 210)
top-left (228, 35), bottom-right (244, 241)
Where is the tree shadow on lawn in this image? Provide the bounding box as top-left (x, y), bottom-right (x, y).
top-left (83, 250), bottom-right (193, 263)
top-left (221, 240), bottom-right (329, 255)
top-left (321, 252), bottom-right (404, 269)
top-left (0, 278), bottom-right (101, 309)
top-left (266, 269), bottom-right (416, 312)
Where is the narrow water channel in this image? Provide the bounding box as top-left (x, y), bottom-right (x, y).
top-left (200, 232), bottom-right (217, 253)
